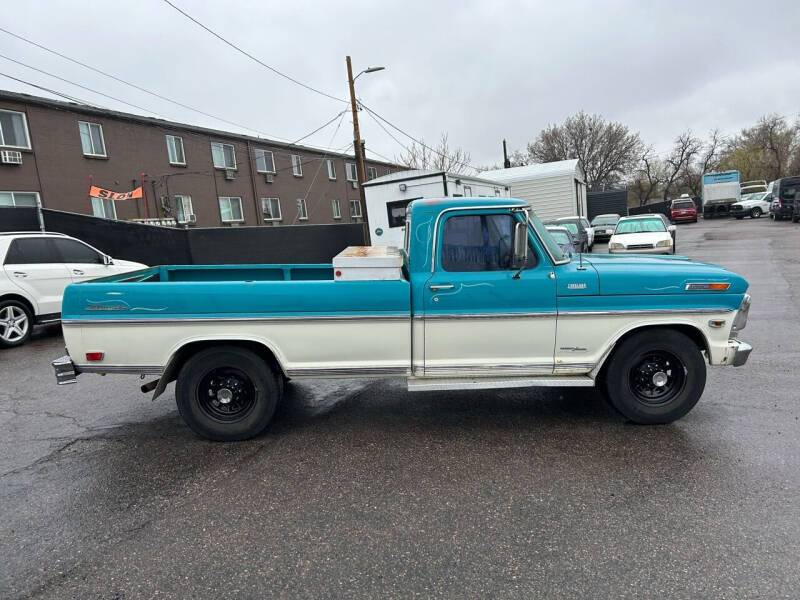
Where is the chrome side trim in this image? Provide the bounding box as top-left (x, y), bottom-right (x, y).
top-left (558, 308), bottom-right (733, 317)
top-left (62, 314), bottom-right (410, 326)
top-left (422, 363), bottom-right (554, 376)
top-left (414, 311), bottom-right (555, 321)
top-left (77, 365), bottom-right (164, 375)
top-left (286, 366), bottom-right (410, 378)
top-left (408, 376), bottom-right (595, 392)
top-left (553, 362), bottom-right (595, 374)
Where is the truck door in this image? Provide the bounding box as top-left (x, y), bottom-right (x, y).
top-left (422, 210), bottom-right (557, 376)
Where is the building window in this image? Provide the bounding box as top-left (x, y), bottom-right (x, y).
top-left (326, 159), bottom-right (336, 180)
top-left (291, 155), bottom-right (303, 177)
top-left (218, 196), bottom-right (244, 223)
top-left (350, 199), bottom-right (362, 219)
top-left (0, 110), bottom-right (31, 149)
top-left (386, 198), bottom-right (415, 228)
top-left (255, 149), bottom-right (275, 173)
top-left (174, 195), bottom-right (194, 223)
top-left (165, 135), bottom-right (185, 165)
top-left (345, 162), bottom-right (357, 182)
top-left (0, 191), bottom-right (39, 207)
top-left (367, 166), bottom-right (378, 180)
top-left (331, 198), bottom-right (341, 219)
top-left (211, 142), bottom-right (236, 169)
top-left (296, 198), bottom-right (308, 221)
top-left (79, 121), bottom-right (106, 157)
top-left (261, 197), bottom-right (281, 221)
top-left (463, 185), bottom-right (472, 196)
top-left (90, 197), bottom-right (117, 220)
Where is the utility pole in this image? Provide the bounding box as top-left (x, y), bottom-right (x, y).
top-left (503, 139), bottom-right (511, 169)
top-left (346, 55), bottom-right (370, 245)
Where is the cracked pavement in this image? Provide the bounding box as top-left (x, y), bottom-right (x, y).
top-left (1, 217), bottom-right (799, 599)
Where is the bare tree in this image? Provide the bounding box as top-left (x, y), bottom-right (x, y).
top-left (662, 131), bottom-right (702, 201)
top-left (398, 133), bottom-right (472, 175)
top-left (630, 149), bottom-right (665, 206)
top-left (680, 129), bottom-right (722, 197)
top-left (525, 111), bottom-right (644, 190)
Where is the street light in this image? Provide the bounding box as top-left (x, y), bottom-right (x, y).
top-left (346, 57), bottom-right (385, 244)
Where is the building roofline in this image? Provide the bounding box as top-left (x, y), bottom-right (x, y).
top-left (0, 88), bottom-right (399, 167)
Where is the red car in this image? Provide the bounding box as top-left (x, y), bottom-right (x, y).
top-left (670, 197), bottom-right (698, 223)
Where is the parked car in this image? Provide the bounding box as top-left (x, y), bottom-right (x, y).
top-left (731, 192), bottom-right (771, 219)
top-left (0, 232), bottom-right (146, 348)
top-left (547, 217), bottom-right (591, 252)
top-left (545, 225), bottom-right (578, 256)
top-left (608, 215), bottom-right (675, 255)
top-left (769, 176), bottom-right (800, 221)
top-left (579, 217), bottom-right (595, 249)
top-left (669, 196), bottom-right (698, 223)
top-left (590, 214), bottom-right (620, 241)
top-left (53, 197), bottom-right (752, 441)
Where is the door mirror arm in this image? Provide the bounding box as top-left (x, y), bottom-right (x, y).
top-left (103, 254), bottom-right (114, 266)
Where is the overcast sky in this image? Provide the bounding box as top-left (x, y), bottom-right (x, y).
top-left (2, 0), bottom-right (799, 168)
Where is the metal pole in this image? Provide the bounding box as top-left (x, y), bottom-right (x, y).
top-left (346, 56), bottom-right (370, 245)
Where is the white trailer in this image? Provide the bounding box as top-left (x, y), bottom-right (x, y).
top-left (480, 159), bottom-right (587, 222)
top-left (363, 169), bottom-right (509, 247)
top-left (702, 171), bottom-right (741, 218)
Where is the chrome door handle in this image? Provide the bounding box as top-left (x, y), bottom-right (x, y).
top-left (13, 271), bottom-right (28, 278)
top-left (72, 269), bottom-right (84, 276)
top-left (429, 284), bottom-right (455, 291)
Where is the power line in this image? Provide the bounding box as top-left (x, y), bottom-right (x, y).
top-left (0, 26), bottom-right (304, 144)
top-left (161, 0), bottom-right (347, 105)
top-left (0, 71), bottom-right (107, 107)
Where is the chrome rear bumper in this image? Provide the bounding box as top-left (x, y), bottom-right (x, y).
top-left (52, 355), bottom-right (79, 385)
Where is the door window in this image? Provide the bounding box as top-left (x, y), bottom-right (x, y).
top-left (441, 214), bottom-right (536, 272)
top-left (4, 238), bottom-right (60, 265)
top-left (52, 239), bottom-right (103, 264)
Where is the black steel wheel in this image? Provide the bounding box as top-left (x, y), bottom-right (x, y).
top-left (602, 329), bottom-right (706, 424)
top-left (627, 351), bottom-right (686, 406)
top-left (176, 346), bottom-right (281, 441)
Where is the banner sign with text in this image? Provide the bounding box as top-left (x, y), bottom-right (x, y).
top-left (89, 185), bottom-right (143, 201)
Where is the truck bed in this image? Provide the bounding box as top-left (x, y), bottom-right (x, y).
top-left (98, 263), bottom-right (337, 283)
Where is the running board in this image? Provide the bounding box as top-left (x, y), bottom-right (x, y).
top-left (406, 375), bottom-right (595, 392)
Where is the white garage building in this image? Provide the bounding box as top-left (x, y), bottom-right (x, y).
top-left (481, 159), bottom-right (587, 221)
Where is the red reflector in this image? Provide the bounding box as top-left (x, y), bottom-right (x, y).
top-left (85, 352), bottom-right (104, 362)
top-left (335, 270), bottom-right (342, 277)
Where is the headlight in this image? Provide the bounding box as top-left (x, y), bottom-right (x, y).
top-left (656, 239), bottom-right (672, 248)
top-left (731, 294), bottom-right (751, 334)
top-left (609, 242), bottom-right (624, 250)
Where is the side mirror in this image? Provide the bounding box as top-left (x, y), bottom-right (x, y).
top-left (103, 254), bottom-right (114, 266)
top-left (512, 221), bottom-right (528, 268)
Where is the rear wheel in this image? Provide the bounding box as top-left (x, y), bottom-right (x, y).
top-left (602, 329), bottom-right (706, 424)
top-left (0, 299), bottom-right (33, 349)
top-left (750, 207), bottom-right (762, 218)
top-left (176, 346), bottom-right (281, 441)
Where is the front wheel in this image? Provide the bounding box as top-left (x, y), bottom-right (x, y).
top-left (176, 346), bottom-right (281, 441)
top-left (602, 329), bottom-right (706, 424)
top-left (750, 207), bottom-right (762, 218)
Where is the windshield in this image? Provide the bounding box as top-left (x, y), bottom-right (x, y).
top-left (740, 192), bottom-right (767, 202)
top-left (615, 218), bottom-right (667, 234)
top-left (592, 215), bottom-right (619, 226)
top-left (672, 201), bottom-right (695, 209)
top-left (548, 230), bottom-right (570, 245)
top-left (531, 215), bottom-right (566, 261)
top-left (558, 222), bottom-right (579, 235)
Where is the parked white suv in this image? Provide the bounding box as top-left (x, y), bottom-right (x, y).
top-left (0, 232), bottom-right (146, 348)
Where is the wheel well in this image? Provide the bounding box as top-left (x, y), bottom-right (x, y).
top-left (0, 293), bottom-right (35, 317)
top-left (597, 324), bottom-right (710, 380)
top-left (152, 339), bottom-right (285, 400)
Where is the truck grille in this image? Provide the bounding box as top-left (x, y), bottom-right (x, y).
top-left (627, 243), bottom-right (654, 250)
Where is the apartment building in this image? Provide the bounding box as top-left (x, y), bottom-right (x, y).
top-left (0, 90), bottom-right (399, 227)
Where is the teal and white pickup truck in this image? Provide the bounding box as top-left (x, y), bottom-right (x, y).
top-left (52, 198), bottom-right (752, 441)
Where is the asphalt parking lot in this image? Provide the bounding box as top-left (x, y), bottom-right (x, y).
top-left (2, 216), bottom-right (799, 599)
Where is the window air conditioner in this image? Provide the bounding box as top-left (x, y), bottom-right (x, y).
top-left (188, 214), bottom-right (197, 224)
top-left (264, 173), bottom-right (274, 183)
top-left (351, 180), bottom-right (358, 189)
top-left (0, 150), bottom-right (23, 165)
top-left (224, 169), bottom-right (236, 180)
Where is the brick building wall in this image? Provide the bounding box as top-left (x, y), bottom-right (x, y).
top-left (0, 90), bottom-right (400, 228)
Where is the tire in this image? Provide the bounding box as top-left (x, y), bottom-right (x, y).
top-left (602, 329), bottom-right (706, 424)
top-left (176, 346), bottom-right (281, 441)
top-left (750, 207), bottom-right (762, 218)
top-left (0, 298), bottom-right (33, 349)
